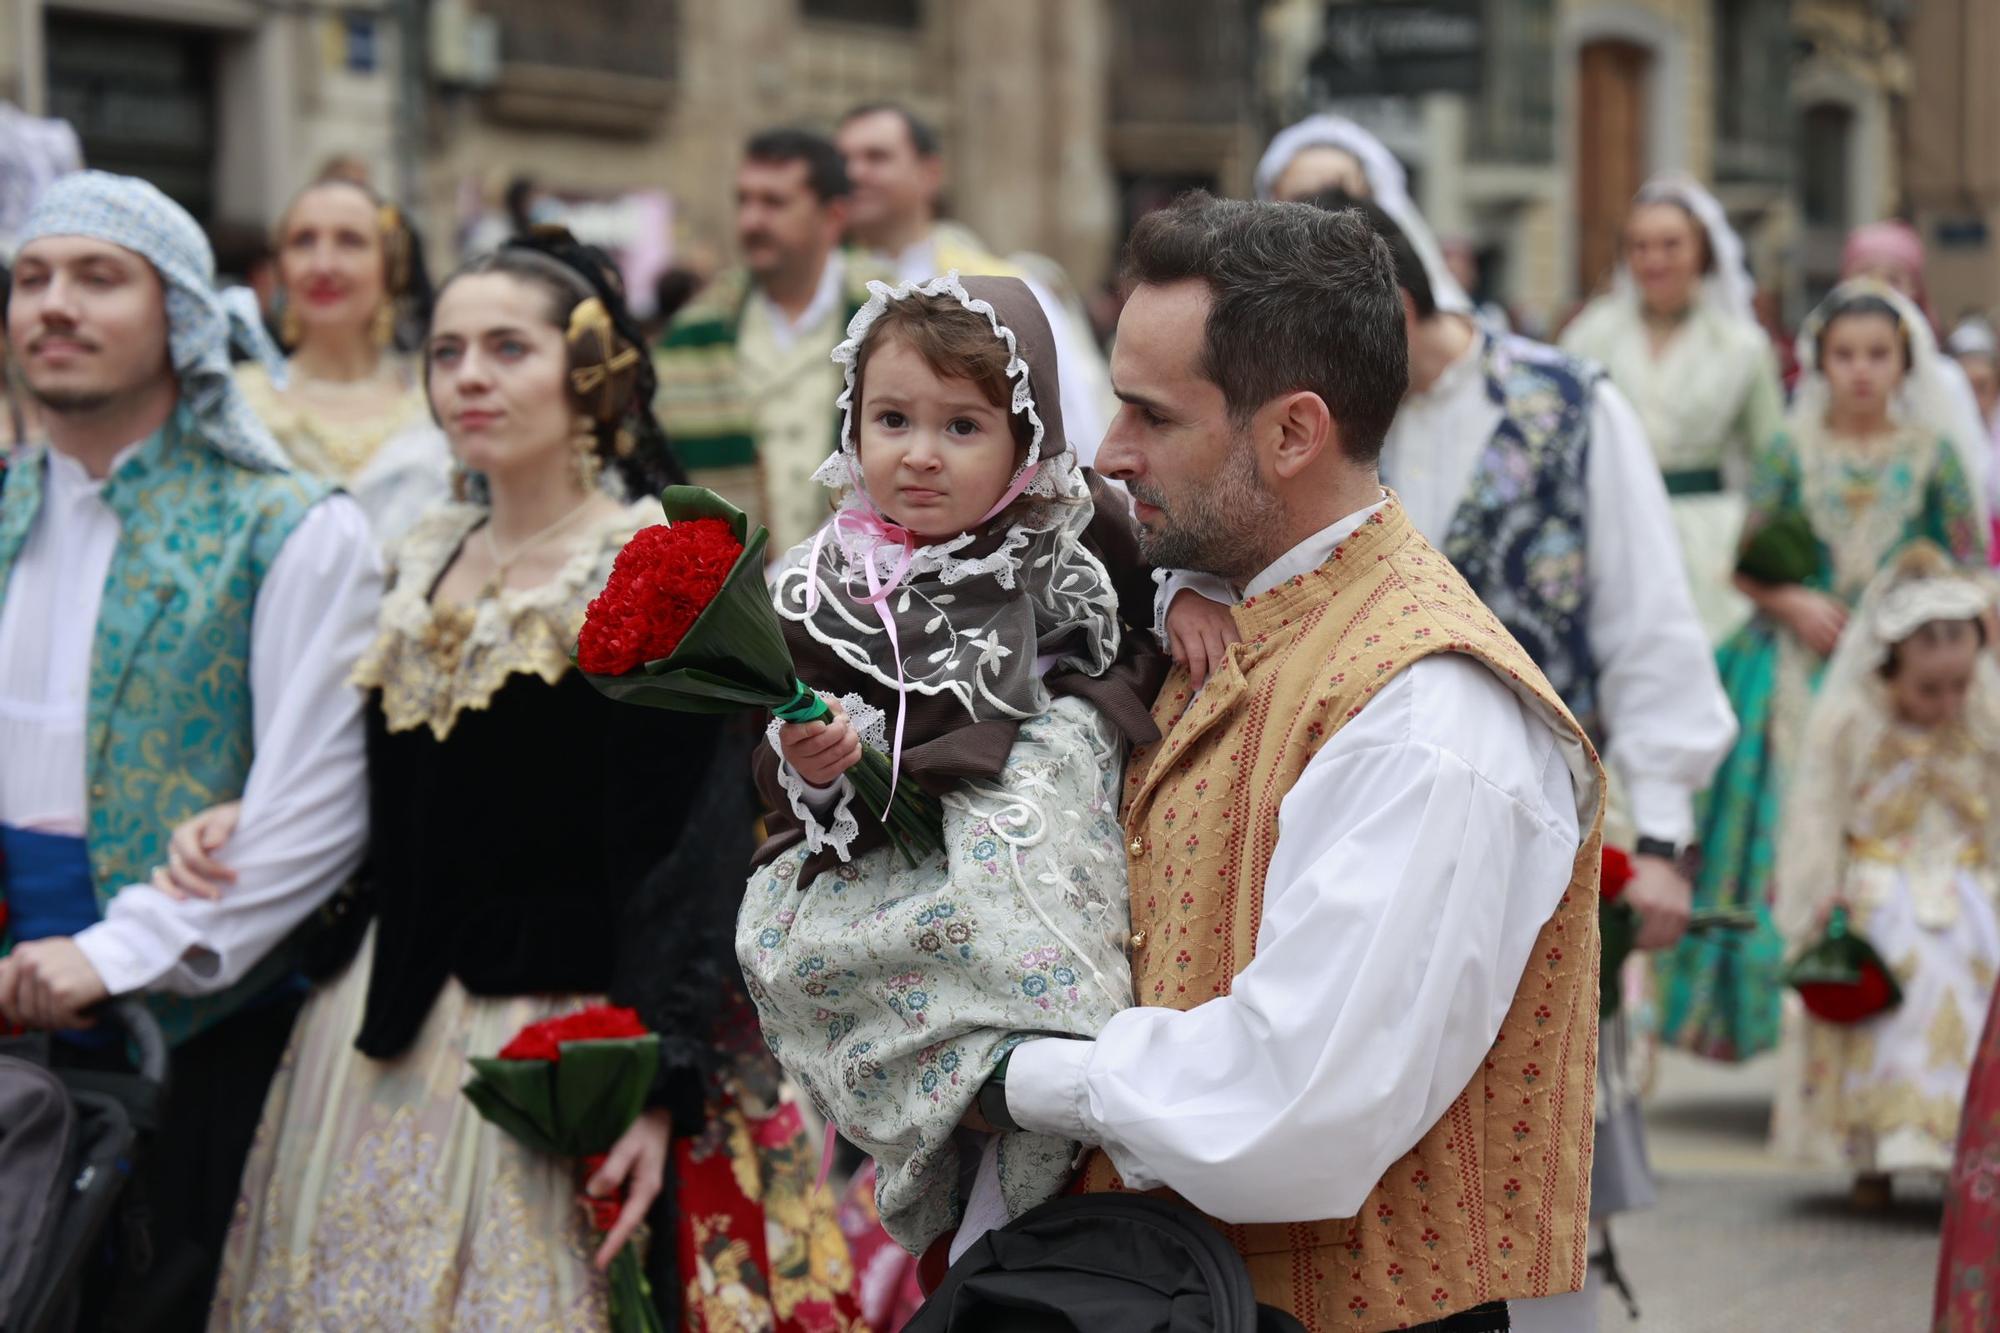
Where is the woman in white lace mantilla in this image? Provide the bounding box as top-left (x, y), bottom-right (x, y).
top-left (1560, 173), bottom-right (1788, 643)
top-left (1770, 545), bottom-right (2000, 1202)
top-left (738, 273), bottom-right (1176, 1258)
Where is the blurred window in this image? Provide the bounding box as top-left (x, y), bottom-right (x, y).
top-left (801, 0), bottom-right (922, 25)
top-left (1471, 0), bottom-right (1556, 163)
top-left (1713, 0), bottom-right (1793, 184)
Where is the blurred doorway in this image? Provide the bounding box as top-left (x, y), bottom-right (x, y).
top-left (1575, 39), bottom-right (1651, 296)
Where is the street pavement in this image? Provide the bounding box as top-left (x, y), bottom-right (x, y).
top-left (1598, 1048), bottom-right (1944, 1330)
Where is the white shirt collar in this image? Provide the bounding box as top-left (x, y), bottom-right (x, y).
top-left (44, 436), bottom-right (149, 498)
top-left (756, 251), bottom-right (847, 351)
top-left (1241, 492), bottom-right (1390, 601)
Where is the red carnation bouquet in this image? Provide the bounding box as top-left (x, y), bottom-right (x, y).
top-left (462, 1005), bottom-right (666, 1333)
top-left (577, 486), bottom-right (943, 866)
top-left (1782, 904), bottom-right (1904, 1024)
top-left (1599, 846), bottom-right (1754, 1017)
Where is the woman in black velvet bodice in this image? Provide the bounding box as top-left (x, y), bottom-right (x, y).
top-left (176, 233), bottom-right (863, 1332)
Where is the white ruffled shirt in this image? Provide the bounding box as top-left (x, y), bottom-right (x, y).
top-left (1006, 500), bottom-right (1591, 1223)
top-left (0, 441), bottom-right (380, 997)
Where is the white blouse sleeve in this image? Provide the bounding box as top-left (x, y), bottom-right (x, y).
top-left (1005, 654), bottom-right (1584, 1223)
top-left (1584, 382), bottom-right (1738, 843)
top-left (74, 495), bottom-right (382, 997)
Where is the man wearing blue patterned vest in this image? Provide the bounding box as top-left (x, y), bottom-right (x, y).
top-left (0, 172), bottom-right (379, 1330)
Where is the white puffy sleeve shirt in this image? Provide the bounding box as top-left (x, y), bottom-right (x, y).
top-left (0, 446), bottom-right (381, 996)
top-left (1010, 506), bottom-right (1590, 1224)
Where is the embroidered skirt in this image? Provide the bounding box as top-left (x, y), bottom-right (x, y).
top-left (208, 932), bottom-right (865, 1332)
top-left (1772, 865), bottom-right (2000, 1172)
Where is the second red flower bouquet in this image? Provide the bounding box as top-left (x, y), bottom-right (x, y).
top-left (1599, 846), bottom-right (1756, 1017)
top-left (577, 486), bottom-right (943, 867)
top-left (463, 1005), bottom-right (665, 1333)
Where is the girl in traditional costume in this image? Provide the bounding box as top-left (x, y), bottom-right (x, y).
top-left (235, 176), bottom-right (451, 551)
top-left (168, 232), bottom-right (861, 1332)
top-left (738, 273), bottom-right (1172, 1260)
top-left (1561, 174), bottom-right (1787, 644)
top-left (1662, 282), bottom-right (1987, 1063)
top-left (1769, 545), bottom-right (2000, 1204)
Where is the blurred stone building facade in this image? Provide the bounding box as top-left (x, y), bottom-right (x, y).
top-left (2, 0), bottom-right (1985, 330)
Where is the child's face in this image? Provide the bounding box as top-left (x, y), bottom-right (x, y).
top-left (1887, 631), bottom-right (1980, 729)
top-left (1821, 313), bottom-right (1904, 421)
top-left (857, 335), bottom-right (1021, 540)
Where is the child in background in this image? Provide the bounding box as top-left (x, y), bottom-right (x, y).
top-left (1772, 544), bottom-right (2000, 1205)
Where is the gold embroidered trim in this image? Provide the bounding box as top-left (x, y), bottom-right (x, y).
top-left (351, 499), bottom-right (656, 740)
top-left (236, 361), bottom-right (432, 482)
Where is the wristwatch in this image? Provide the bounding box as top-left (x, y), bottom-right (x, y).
top-left (978, 1047), bottom-right (1022, 1132)
top-left (1634, 835), bottom-right (1699, 877)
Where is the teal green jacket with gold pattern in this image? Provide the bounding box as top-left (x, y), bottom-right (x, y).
top-left (0, 407), bottom-right (332, 1045)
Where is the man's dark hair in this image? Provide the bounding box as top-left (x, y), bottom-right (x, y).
top-left (838, 101), bottom-right (940, 158)
top-left (745, 127), bottom-right (850, 202)
top-left (1121, 190), bottom-right (1408, 465)
top-left (1307, 188), bottom-right (1436, 321)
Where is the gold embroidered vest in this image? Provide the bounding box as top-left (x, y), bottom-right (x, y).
top-left (1081, 499), bottom-right (1605, 1332)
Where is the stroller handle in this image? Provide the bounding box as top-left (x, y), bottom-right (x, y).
top-left (102, 995), bottom-right (170, 1088)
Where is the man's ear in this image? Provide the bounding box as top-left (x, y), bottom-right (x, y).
top-left (1262, 390), bottom-right (1336, 482)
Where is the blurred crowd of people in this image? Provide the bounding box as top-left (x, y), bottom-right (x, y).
top-left (4, 92), bottom-right (2000, 1333)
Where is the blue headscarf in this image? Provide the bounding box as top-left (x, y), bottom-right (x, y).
top-left (16, 170), bottom-right (291, 471)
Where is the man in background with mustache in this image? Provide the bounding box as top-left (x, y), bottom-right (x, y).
top-left (655, 127), bottom-right (886, 555)
top-left (0, 171), bottom-right (378, 1329)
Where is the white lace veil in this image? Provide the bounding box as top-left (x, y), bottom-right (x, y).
top-left (1610, 173), bottom-right (1759, 327)
top-left (1252, 113), bottom-right (1474, 315)
top-left (772, 272), bottom-right (1121, 727)
top-left (1793, 279), bottom-right (1992, 532)
top-left (1773, 544), bottom-right (2000, 940)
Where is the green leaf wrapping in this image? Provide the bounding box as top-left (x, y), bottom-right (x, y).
top-left (550, 1039), bottom-right (662, 1156)
top-left (1736, 512), bottom-right (1820, 586)
top-left (463, 1055), bottom-right (562, 1150)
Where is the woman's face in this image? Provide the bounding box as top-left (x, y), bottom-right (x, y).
top-left (856, 335), bottom-right (1022, 541)
top-left (279, 184), bottom-right (389, 345)
top-left (1625, 202), bottom-right (1705, 316)
top-left (426, 272), bottom-right (575, 479)
top-left (1820, 312), bottom-right (1905, 422)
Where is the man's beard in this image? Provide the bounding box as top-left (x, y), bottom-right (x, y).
top-left (26, 382), bottom-right (121, 416)
top-left (1130, 433), bottom-right (1283, 581)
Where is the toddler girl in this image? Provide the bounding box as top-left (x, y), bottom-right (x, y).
top-left (739, 273), bottom-right (1183, 1256)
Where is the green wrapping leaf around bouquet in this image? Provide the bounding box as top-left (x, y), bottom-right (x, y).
top-left (1783, 904), bottom-right (1905, 1025)
top-left (575, 486), bottom-right (944, 867)
top-left (461, 1005), bottom-right (667, 1333)
top-left (1736, 512), bottom-right (1819, 586)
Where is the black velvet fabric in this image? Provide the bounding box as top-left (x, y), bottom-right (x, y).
top-left (352, 668), bottom-right (756, 1135)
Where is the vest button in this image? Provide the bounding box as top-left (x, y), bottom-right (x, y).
top-left (1128, 836), bottom-right (1144, 858)
top-left (1130, 931), bottom-right (1146, 950)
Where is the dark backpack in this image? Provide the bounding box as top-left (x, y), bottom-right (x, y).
top-left (905, 1194), bottom-right (1307, 1333)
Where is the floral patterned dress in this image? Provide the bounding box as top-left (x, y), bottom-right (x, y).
top-left (739, 695), bottom-right (1134, 1255)
top-left (1938, 983), bottom-right (2000, 1330)
top-left (1771, 723), bottom-right (2000, 1171)
top-left (1661, 423), bottom-right (1983, 1061)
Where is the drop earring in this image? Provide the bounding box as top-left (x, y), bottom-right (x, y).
top-left (572, 416), bottom-right (603, 492)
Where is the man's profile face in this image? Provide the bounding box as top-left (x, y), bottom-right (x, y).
top-left (736, 157), bottom-right (839, 281)
top-left (836, 110), bottom-right (938, 239)
top-left (1271, 146), bottom-right (1370, 204)
top-left (7, 236), bottom-right (172, 416)
top-left (1097, 279), bottom-right (1280, 580)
